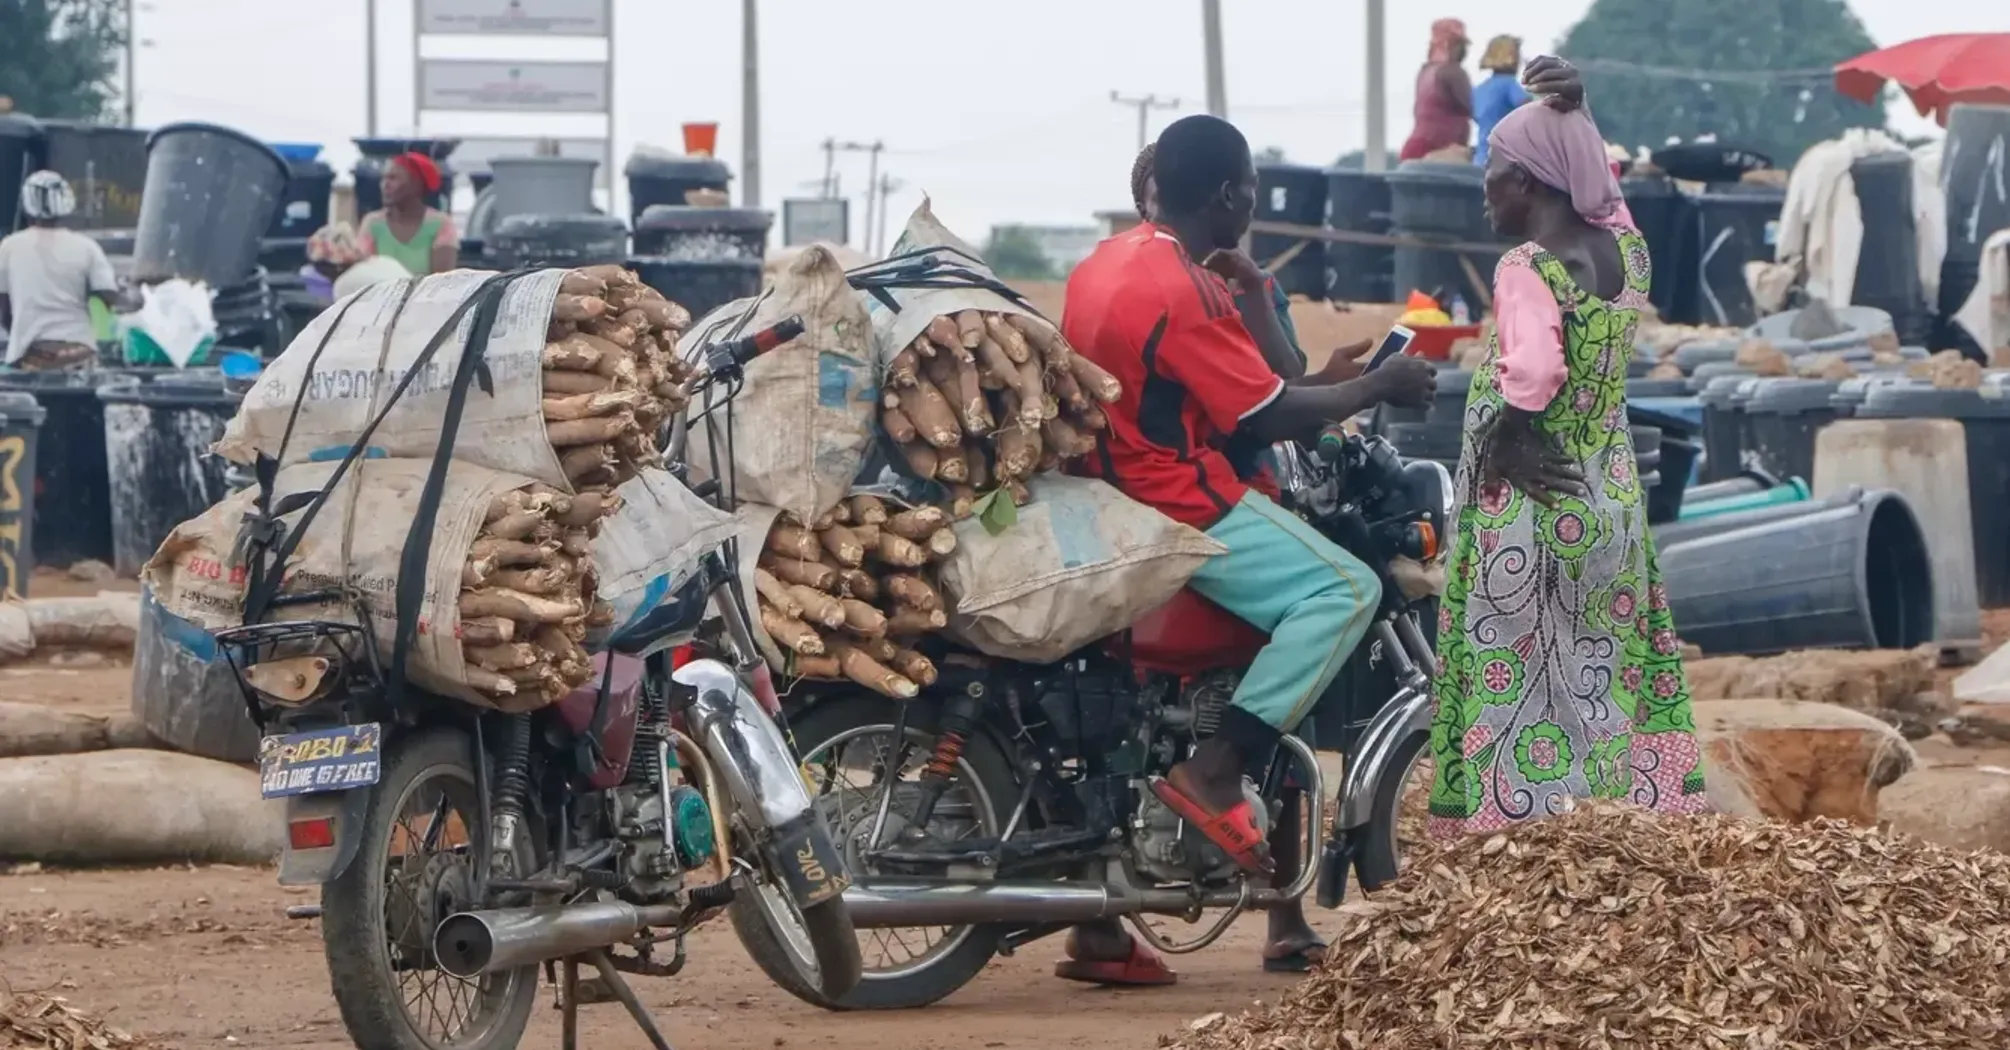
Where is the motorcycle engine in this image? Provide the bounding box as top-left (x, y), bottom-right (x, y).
top-left (1134, 778), bottom-right (1271, 885)
top-left (608, 741), bottom-right (718, 904)
top-left (1132, 671), bottom-right (1269, 885)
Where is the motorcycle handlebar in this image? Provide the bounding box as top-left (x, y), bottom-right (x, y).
top-left (701, 315), bottom-right (806, 379)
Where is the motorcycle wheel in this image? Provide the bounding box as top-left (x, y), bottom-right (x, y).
top-left (732, 693), bottom-right (1015, 1011)
top-left (321, 729), bottom-right (538, 1050)
top-left (728, 864), bottom-right (863, 1003)
top-left (1353, 726), bottom-right (1431, 891)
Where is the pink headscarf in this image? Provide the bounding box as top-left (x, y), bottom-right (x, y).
top-left (1427, 18), bottom-right (1467, 63)
top-left (1488, 102), bottom-right (1627, 228)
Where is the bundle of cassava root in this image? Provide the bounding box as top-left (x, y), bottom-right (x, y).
top-left (880, 310), bottom-right (1121, 517)
top-left (458, 483), bottom-right (623, 709)
top-left (542, 265), bottom-right (696, 490)
top-left (753, 495), bottom-right (957, 698)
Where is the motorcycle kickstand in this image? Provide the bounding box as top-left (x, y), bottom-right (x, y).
top-left (554, 951), bottom-right (675, 1050)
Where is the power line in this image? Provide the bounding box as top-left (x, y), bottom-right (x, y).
top-left (1109, 91), bottom-right (1182, 152)
top-left (1566, 57), bottom-right (1841, 86)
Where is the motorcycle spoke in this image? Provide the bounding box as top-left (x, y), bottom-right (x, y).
top-left (802, 724), bottom-right (999, 977)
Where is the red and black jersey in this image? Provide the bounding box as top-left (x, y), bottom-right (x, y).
top-left (1061, 224), bottom-right (1284, 529)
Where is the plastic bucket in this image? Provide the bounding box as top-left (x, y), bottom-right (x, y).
top-left (0, 393), bottom-right (45, 596)
top-left (682, 123), bottom-right (719, 157)
top-left (631, 205), bottom-right (774, 261)
top-left (489, 155), bottom-right (601, 223)
top-left (1676, 477), bottom-right (1810, 521)
top-left (135, 122), bottom-right (290, 288)
top-left (131, 586), bottom-right (261, 763)
top-left (97, 371), bottom-right (243, 576)
top-left (0, 369), bottom-right (162, 567)
top-left (1741, 377), bottom-right (1839, 482)
top-left (622, 151), bottom-right (730, 226)
top-left (628, 257), bottom-right (763, 325)
top-left (1655, 487), bottom-right (1934, 655)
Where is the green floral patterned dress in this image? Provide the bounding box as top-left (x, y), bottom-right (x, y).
top-left (1427, 229), bottom-right (1708, 837)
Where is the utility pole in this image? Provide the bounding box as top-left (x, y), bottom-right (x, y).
top-left (862, 141), bottom-right (882, 256)
top-left (364, 0), bottom-right (379, 136)
top-left (1110, 91), bottom-right (1181, 152)
top-left (828, 140), bottom-right (884, 252)
top-left (123, 0), bottom-right (137, 124)
top-left (873, 173), bottom-right (904, 257)
top-left (1200, 0), bottom-right (1226, 117)
top-left (1363, 0), bottom-right (1387, 172)
top-left (740, 0), bottom-right (762, 208)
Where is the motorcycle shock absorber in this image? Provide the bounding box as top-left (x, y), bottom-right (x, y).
top-left (906, 682), bottom-right (988, 833)
top-left (489, 712), bottom-right (533, 867)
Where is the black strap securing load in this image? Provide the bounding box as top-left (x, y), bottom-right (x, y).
top-left (844, 244), bottom-right (1044, 320)
top-left (235, 269), bottom-right (536, 711)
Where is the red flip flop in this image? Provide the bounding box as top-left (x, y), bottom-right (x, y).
top-left (1149, 775), bottom-right (1274, 875)
top-left (1053, 938), bottom-right (1178, 986)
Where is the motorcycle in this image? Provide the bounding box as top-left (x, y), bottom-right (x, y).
top-left (750, 428), bottom-right (1450, 1010)
top-left (218, 314), bottom-right (863, 1050)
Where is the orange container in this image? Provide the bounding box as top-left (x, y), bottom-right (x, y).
top-left (682, 122), bottom-right (719, 157)
top-left (1405, 323), bottom-right (1482, 362)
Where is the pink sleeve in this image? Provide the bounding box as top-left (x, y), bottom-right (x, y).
top-left (433, 212), bottom-right (459, 246)
top-left (354, 225), bottom-right (376, 256)
top-left (1494, 261), bottom-right (1567, 411)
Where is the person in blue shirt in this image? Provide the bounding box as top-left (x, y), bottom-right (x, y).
top-left (1472, 35), bottom-right (1531, 166)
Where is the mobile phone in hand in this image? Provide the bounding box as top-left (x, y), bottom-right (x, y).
top-left (1362, 325), bottom-right (1417, 374)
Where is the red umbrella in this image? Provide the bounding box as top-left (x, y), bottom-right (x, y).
top-left (1835, 34), bottom-right (2010, 125)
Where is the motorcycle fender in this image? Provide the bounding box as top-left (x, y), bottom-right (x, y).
top-left (673, 658), bottom-right (822, 836)
top-left (1336, 684), bottom-right (1433, 831)
top-left (276, 789), bottom-right (371, 887)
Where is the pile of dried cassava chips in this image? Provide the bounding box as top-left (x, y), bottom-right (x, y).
top-left (1162, 801), bottom-right (2010, 1050)
top-left (1, 985), bottom-right (158, 1049)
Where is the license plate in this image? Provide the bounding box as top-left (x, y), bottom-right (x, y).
top-left (258, 724), bottom-right (383, 799)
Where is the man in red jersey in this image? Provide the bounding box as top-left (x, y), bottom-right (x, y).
top-left (1052, 114), bottom-right (1434, 984)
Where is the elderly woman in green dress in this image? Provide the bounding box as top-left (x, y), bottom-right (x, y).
top-left (1429, 59), bottom-right (1707, 836)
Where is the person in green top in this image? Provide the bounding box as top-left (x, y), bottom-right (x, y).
top-left (355, 152), bottom-right (458, 276)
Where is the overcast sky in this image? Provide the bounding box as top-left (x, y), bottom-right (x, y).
top-left (129, 0), bottom-right (2003, 249)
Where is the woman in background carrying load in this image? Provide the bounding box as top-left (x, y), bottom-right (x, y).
top-left (356, 152), bottom-right (458, 277)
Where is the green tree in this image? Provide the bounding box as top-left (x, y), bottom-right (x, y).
top-left (984, 226), bottom-right (1057, 281)
top-left (0, 0), bottom-right (126, 120)
top-left (1560, 0), bottom-right (1884, 165)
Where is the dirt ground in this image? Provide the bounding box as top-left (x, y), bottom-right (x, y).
top-left (2, 863), bottom-right (1320, 1050)
top-left (7, 586), bottom-right (2010, 1050)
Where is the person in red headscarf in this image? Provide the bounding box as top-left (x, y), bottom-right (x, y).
top-left (1400, 18), bottom-right (1474, 161)
top-left (355, 151), bottom-right (459, 276)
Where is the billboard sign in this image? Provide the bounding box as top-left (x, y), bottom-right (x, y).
top-left (419, 60), bottom-right (609, 113)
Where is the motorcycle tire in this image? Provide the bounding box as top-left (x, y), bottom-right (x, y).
top-left (727, 872), bottom-right (864, 1003)
top-left (1352, 725), bottom-right (1430, 892)
top-left (321, 729), bottom-right (539, 1050)
top-left (732, 692), bottom-right (1017, 1011)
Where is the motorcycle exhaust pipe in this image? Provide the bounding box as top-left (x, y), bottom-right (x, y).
top-left (433, 901), bottom-right (680, 978)
top-left (844, 880), bottom-right (1136, 928)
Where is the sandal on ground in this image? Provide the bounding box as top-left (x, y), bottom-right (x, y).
top-left (1261, 937), bottom-right (1328, 974)
top-left (1053, 936), bottom-right (1178, 986)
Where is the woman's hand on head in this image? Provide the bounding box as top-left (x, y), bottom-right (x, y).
top-left (1478, 408), bottom-right (1588, 508)
top-left (1522, 56), bottom-right (1585, 112)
